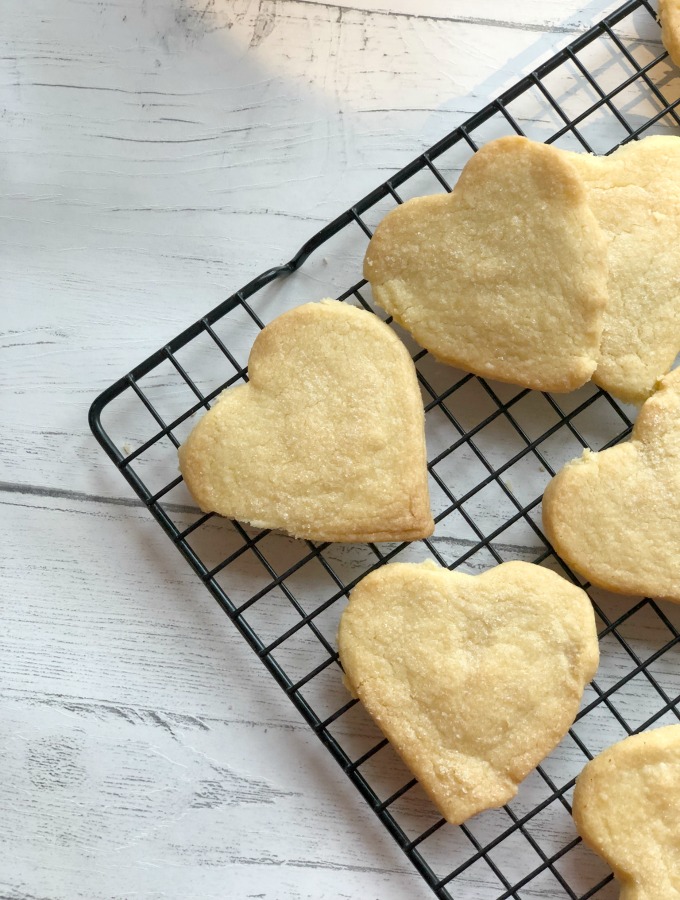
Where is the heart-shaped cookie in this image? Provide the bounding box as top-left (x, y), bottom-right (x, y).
top-left (178, 300), bottom-right (433, 543)
top-left (543, 367), bottom-right (680, 601)
top-left (660, 0), bottom-right (680, 67)
top-left (561, 136), bottom-right (680, 404)
top-left (573, 725), bottom-right (680, 900)
top-left (338, 560), bottom-right (599, 824)
top-left (363, 135), bottom-right (608, 392)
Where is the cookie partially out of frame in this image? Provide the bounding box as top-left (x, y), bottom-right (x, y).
top-left (543, 367), bottom-right (680, 602)
top-left (573, 725), bottom-right (680, 900)
top-left (179, 300), bottom-right (433, 543)
top-left (338, 560), bottom-right (599, 825)
top-left (660, 0), bottom-right (680, 67)
top-left (562, 135), bottom-right (680, 404)
top-left (363, 135), bottom-right (608, 392)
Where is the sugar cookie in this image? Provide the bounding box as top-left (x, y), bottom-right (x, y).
top-left (363, 136), bottom-right (608, 392)
top-left (562, 136), bottom-right (680, 404)
top-left (573, 725), bottom-right (680, 900)
top-left (338, 560), bottom-right (599, 824)
top-left (660, 0), bottom-right (680, 67)
top-left (179, 301), bottom-right (433, 542)
top-left (543, 367), bottom-right (680, 601)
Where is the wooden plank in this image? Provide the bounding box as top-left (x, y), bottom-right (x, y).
top-left (0, 488), bottom-right (428, 898)
top-left (3, 1), bottom-right (677, 897)
top-left (2, 0), bottom-right (630, 497)
top-left (5, 486), bottom-right (676, 897)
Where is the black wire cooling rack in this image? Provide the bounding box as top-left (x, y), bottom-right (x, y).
top-left (89, 2), bottom-right (680, 897)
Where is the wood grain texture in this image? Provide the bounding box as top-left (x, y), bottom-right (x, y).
top-left (2, 0), bottom-right (628, 495)
top-left (0, 490), bottom-right (424, 899)
top-left (2, 0), bottom-right (676, 898)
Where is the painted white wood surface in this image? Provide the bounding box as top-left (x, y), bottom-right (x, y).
top-left (2, 2), bottom-right (677, 899)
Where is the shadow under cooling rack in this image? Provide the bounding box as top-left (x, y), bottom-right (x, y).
top-left (89, 2), bottom-right (680, 898)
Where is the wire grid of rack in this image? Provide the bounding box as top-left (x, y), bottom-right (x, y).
top-left (89, 2), bottom-right (680, 897)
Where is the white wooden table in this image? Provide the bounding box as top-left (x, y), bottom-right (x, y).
top-left (1, 2), bottom-right (665, 898)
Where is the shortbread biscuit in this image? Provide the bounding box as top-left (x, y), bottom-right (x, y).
top-left (338, 560), bottom-right (599, 824)
top-left (543, 367), bottom-right (680, 601)
top-left (660, 0), bottom-right (680, 67)
top-left (178, 300), bottom-right (433, 543)
top-left (573, 725), bottom-right (680, 900)
top-left (561, 136), bottom-right (680, 404)
top-left (363, 136), bottom-right (608, 392)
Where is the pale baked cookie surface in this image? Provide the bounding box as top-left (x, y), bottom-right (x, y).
top-left (660, 0), bottom-right (680, 67)
top-left (562, 135), bottom-right (680, 404)
top-left (573, 725), bottom-right (680, 900)
top-left (543, 367), bottom-right (680, 601)
top-left (363, 136), bottom-right (608, 392)
top-left (179, 300), bottom-right (433, 542)
top-left (337, 560), bottom-right (599, 824)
